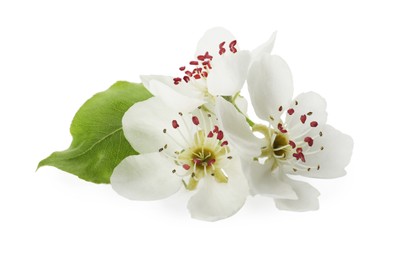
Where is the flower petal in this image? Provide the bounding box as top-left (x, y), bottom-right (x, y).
top-left (250, 32), bottom-right (276, 64)
top-left (187, 158), bottom-right (249, 221)
top-left (216, 97), bottom-right (262, 159)
top-left (235, 95), bottom-right (248, 115)
top-left (274, 175), bottom-right (320, 212)
top-left (123, 97), bottom-right (188, 154)
top-left (243, 159), bottom-right (297, 199)
top-left (247, 54), bottom-right (293, 122)
top-left (111, 153), bottom-right (182, 201)
top-left (291, 124), bottom-right (353, 179)
top-left (196, 27), bottom-right (237, 58)
top-left (140, 76), bottom-right (205, 112)
top-left (285, 92), bottom-right (327, 140)
top-left (207, 50), bottom-right (251, 96)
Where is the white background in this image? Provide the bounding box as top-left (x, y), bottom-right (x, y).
top-left (1, 0), bottom-right (412, 259)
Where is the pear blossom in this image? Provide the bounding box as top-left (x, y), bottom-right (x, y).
top-left (140, 27), bottom-right (276, 113)
top-left (110, 97), bottom-right (249, 221)
top-left (216, 53), bottom-right (353, 211)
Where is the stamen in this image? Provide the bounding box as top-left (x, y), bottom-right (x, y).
top-left (310, 121), bottom-right (318, 127)
top-left (219, 41), bottom-right (226, 55)
top-left (221, 141), bottom-right (228, 146)
top-left (189, 61), bottom-right (199, 65)
top-left (289, 140), bottom-right (296, 148)
top-left (183, 164), bottom-right (191, 170)
top-left (172, 120), bottom-right (179, 129)
top-left (304, 137), bottom-right (314, 147)
top-left (179, 66), bottom-right (185, 71)
top-left (229, 40), bottom-right (237, 53)
top-left (217, 130), bottom-right (224, 140)
top-left (204, 51), bottom-right (213, 60)
top-left (278, 123), bottom-right (287, 133)
top-left (192, 116), bottom-right (200, 125)
top-left (287, 108), bottom-right (295, 115)
top-left (300, 115), bottom-right (307, 124)
top-left (213, 125), bottom-right (219, 133)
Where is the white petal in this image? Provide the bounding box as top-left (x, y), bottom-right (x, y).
top-left (216, 97), bottom-right (262, 159)
top-left (243, 159), bottom-right (297, 199)
top-left (274, 175), bottom-right (320, 212)
top-left (141, 75), bottom-right (205, 112)
top-left (235, 95), bottom-right (248, 115)
top-left (250, 32), bottom-right (276, 64)
top-left (247, 54), bottom-right (293, 122)
top-left (187, 158), bottom-right (249, 221)
top-left (196, 27), bottom-right (237, 58)
top-left (123, 97), bottom-right (188, 154)
top-left (207, 51), bottom-right (251, 96)
top-left (292, 124), bottom-right (353, 179)
top-left (286, 92), bottom-right (327, 140)
top-left (111, 153), bottom-right (182, 201)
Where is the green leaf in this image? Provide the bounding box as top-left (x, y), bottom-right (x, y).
top-left (38, 81), bottom-right (152, 184)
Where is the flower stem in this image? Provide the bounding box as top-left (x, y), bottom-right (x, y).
top-left (230, 93), bottom-right (255, 127)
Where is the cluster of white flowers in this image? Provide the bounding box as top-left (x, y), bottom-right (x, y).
top-left (110, 28), bottom-right (353, 221)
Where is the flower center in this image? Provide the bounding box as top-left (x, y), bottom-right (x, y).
top-left (272, 133), bottom-right (290, 158)
top-left (192, 147), bottom-right (215, 169)
top-left (160, 112), bottom-right (231, 191)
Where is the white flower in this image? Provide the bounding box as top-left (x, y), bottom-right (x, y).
top-left (110, 97), bottom-right (249, 221)
top-left (140, 27), bottom-right (276, 112)
top-left (216, 54), bottom-right (353, 211)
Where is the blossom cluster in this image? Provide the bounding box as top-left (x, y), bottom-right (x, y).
top-left (111, 28), bottom-right (353, 221)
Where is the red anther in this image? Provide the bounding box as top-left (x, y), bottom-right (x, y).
top-left (192, 116), bottom-right (200, 125)
top-left (300, 115), bottom-right (307, 124)
top-left (213, 125), bottom-right (219, 133)
top-left (194, 74), bottom-right (201, 79)
top-left (293, 150), bottom-right (306, 163)
top-left (296, 147), bottom-right (303, 153)
top-left (183, 164), bottom-right (191, 170)
top-left (229, 40), bottom-right (237, 53)
top-left (304, 137), bottom-right (314, 147)
top-left (219, 41), bottom-right (226, 49)
top-left (219, 48), bottom-right (226, 55)
top-left (202, 71), bottom-right (208, 77)
top-left (202, 61), bottom-right (211, 69)
top-left (310, 121), bottom-right (318, 127)
top-left (278, 106), bottom-right (283, 112)
top-left (221, 141), bottom-right (228, 146)
top-left (197, 55), bottom-right (205, 61)
top-left (172, 120), bottom-right (179, 129)
top-left (217, 130), bottom-right (224, 140)
top-left (179, 66), bottom-right (186, 71)
top-left (207, 159), bottom-right (216, 166)
top-left (193, 158), bottom-right (202, 164)
top-left (196, 68), bottom-right (203, 73)
top-left (173, 81), bottom-right (179, 85)
top-left (204, 51), bottom-right (213, 60)
top-left (183, 76), bottom-right (190, 83)
top-left (185, 71), bottom-right (193, 77)
top-left (173, 77), bottom-right (182, 82)
top-left (278, 123), bottom-right (288, 133)
top-left (207, 131), bottom-right (214, 138)
top-left (287, 108), bottom-right (295, 115)
top-left (189, 61), bottom-right (199, 65)
top-left (289, 140), bottom-right (296, 149)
